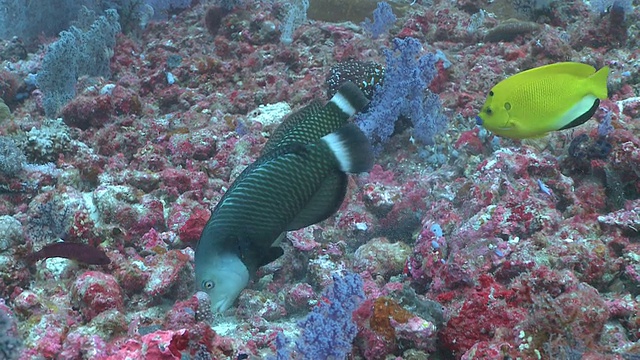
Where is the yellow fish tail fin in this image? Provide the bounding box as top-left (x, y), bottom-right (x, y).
top-left (589, 66), bottom-right (609, 99)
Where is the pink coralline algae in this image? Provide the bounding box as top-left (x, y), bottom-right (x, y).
top-left (143, 249), bottom-right (194, 301)
top-left (60, 332), bottom-right (110, 360)
top-left (598, 198), bottom-right (640, 232)
top-left (22, 315), bottom-right (68, 359)
top-left (110, 329), bottom-right (189, 360)
top-left (284, 283), bottom-right (315, 313)
top-left (70, 271), bottom-right (124, 321)
top-left (236, 289), bottom-right (287, 321)
top-left (12, 290), bottom-right (44, 318)
top-left (353, 237), bottom-right (411, 279)
top-left (108, 293), bottom-right (224, 359)
top-left (286, 225), bottom-right (321, 252)
top-left (390, 316), bottom-right (437, 351)
top-left (439, 274), bottom-right (528, 356)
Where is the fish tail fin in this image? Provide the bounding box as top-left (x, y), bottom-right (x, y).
top-left (322, 123), bottom-right (374, 173)
top-left (590, 66), bottom-right (609, 99)
top-left (329, 81), bottom-right (370, 117)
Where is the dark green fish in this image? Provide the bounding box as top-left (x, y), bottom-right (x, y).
top-left (195, 82), bottom-right (373, 312)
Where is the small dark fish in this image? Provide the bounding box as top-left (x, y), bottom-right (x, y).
top-left (26, 242), bottom-right (111, 265)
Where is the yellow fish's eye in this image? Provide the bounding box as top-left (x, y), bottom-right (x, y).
top-left (203, 280), bottom-right (215, 289)
top-left (504, 102), bottom-right (511, 111)
top-left (489, 91), bottom-right (494, 96)
top-left (486, 107), bottom-right (493, 115)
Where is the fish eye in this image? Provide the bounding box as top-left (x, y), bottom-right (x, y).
top-left (203, 280), bottom-right (215, 290)
top-left (489, 91), bottom-right (494, 96)
top-left (486, 107), bottom-right (493, 115)
top-left (504, 102), bottom-right (511, 110)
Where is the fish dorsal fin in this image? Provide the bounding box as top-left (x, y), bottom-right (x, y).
top-left (253, 142), bottom-right (308, 167)
top-left (286, 171), bottom-right (348, 230)
top-left (514, 62), bottom-right (597, 80)
top-left (493, 62), bottom-right (597, 97)
top-left (261, 102), bottom-right (324, 155)
top-left (261, 81), bottom-right (369, 154)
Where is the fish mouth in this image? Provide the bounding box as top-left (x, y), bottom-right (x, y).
top-left (475, 116), bottom-right (483, 125)
top-left (214, 297), bottom-right (231, 313)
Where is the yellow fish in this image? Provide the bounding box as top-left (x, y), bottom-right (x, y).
top-left (476, 62), bottom-right (609, 139)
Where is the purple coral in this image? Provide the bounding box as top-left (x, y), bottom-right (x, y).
top-left (356, 37), bottom-right (447, 146)
top-left (295, 272), bottom-right (363, 358)
top-left (361, 2), bottom-right (397, 39)
top-left (272, 272), bottom-right (364, 359)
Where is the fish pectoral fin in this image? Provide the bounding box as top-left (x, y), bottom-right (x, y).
top-left (257, 246), bottom-right (284, 268)
top-left (272, 232), bottom-right (286, 246)
top-left (286, 171), bottom-right (348, 231)
top-left (237, 236), bottom-right (251, 262)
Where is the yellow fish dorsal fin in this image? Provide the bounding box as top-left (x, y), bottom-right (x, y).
top-left (491, 62), bottom-right (601, 104)
top-left (502, 63), bottom-right (609, 100)
top-left (513, 62), bottom-right (597, 80)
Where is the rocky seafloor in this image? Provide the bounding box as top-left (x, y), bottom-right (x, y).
top-left (0, 0), bottom-right (639, 359)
